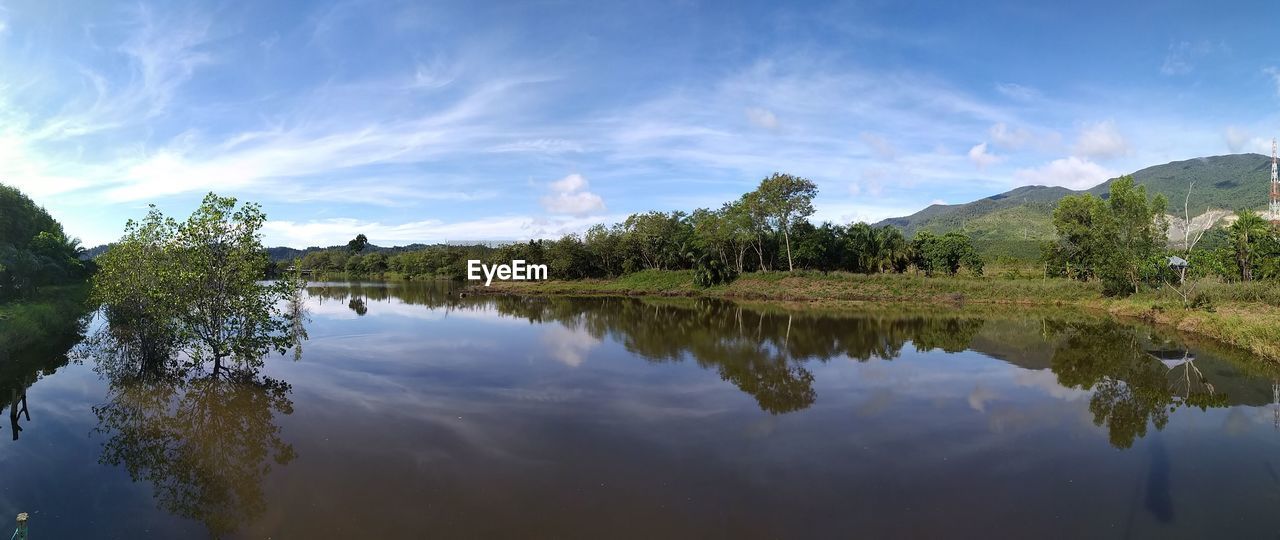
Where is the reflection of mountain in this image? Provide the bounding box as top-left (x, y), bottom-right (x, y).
top-left (88, 320), bottom-right (296, 536)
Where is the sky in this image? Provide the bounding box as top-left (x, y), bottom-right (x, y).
top-left (4, 0), bottom-right (1280, 248)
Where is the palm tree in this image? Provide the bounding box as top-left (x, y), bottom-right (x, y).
top-left (1229, 210), bottom-right (1271, 281)
top-left (875, 226), bottom-right (910, 273)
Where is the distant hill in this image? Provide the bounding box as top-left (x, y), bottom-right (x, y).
top-left (875, 153), bottom-right (1276, 259)
top-left (265, 243), bottom-right (436, 262)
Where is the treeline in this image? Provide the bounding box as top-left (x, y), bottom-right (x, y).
top-left (0, 184), bottom-right (93, 301)
top-left (288, 173), bottom-right (983, 283)
top-left (1043, 176), bottom-right (1280, 296)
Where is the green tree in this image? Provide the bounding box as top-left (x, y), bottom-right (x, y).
top-left (347, 233), bottom-right (369, 253)
top-left (754, 173), bottom-right (818, 272)
top-left (1100, 177), bottom-right (1168, 295)
top-left (94, 194), bottom-right (305, 374)
top-left (930, 232), bottom-right (983, 276)
top-left (1045, 176), bottom-right (1168, 295)
top-left (1228, 210), bottom-right (1272, 282)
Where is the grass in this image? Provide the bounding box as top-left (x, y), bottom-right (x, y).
top-left (482, 270), bottom-right (1280, 362)
top-left (0, 284), bottom-right (92, 359)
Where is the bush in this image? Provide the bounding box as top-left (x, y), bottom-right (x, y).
top-left (693, 259), bottom-right (738, 288)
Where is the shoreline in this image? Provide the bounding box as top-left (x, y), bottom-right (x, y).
top-left (475, 270), bottom-right (1280, 362)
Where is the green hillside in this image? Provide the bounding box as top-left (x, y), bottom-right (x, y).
top-left (876, 153), bottom-right (1275, 259)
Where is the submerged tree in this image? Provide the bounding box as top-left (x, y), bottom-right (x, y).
top-left (93, 193), bottom-right (306, 374)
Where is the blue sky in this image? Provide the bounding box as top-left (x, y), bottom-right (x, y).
top-left (4, 0), bottom-right (1280, 247)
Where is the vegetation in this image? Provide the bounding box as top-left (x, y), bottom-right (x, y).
top-left (288, 173), bottom-right (982, 282)
top-left (93, 193), bottom-right (305, 374)
top-left (877, 153), bottom-right (1277, 259)
top-left (1042, 176), bottom-right (1170, 295)
top-left (0, 183), bottom-right (95, 358)
top-left (1, 183), bottom-right (93, 301)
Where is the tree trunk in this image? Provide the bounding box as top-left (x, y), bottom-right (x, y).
top-left (755, 235), bottom-right (767, 271)
top-left (783, 225), bottom-right (794, 272)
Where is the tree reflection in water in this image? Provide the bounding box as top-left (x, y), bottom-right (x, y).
top-left (0, 314), bottom-right (88, 441)
top-left (1047, 321), bottom-right (1234, 449)
top-left (486, 295), bottom-right (987, 414)
top-left (84, 312), bottom-right (297, 537)
top-left (480, 293), bottom-right (1252, 446)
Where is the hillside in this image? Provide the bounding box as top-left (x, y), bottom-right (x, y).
top-left (876, 153), bottom-right (1275, 259)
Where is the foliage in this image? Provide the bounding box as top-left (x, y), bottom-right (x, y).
top-left (1228, 210), bottom-right (1274, 282)
top-left (347, 233), bottom-right (368, 253)
top-left (0, 183), bottom-right (91, 300)
top-left (94, 193), bottom-right (305, 373)
top-left (754, 172), bottom-right (818, 271)
top-left (878, 153), bottom-right (1276, 260)
top-left (1044, 176), bottom-right (1169, 295)
top-left (693, 258), bottom-right (738, 288)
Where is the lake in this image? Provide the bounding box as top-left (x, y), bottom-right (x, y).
top-left (3, 280), bottom-right (1280, 538)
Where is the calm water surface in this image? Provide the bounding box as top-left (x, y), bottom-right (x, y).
top-left (3, 280), bottom-right (1280, 538)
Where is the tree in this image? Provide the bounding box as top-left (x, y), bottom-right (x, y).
top-left (1100, 177), bottom-right (1168, 295)
top-left (1045, 176), bottom-right (1167, 295)
top-left (909, 231), bottom-right (939, 275)
top-left (754, 173), bottom-right (818, 272)
top-left (347, 233), bottom-right (369, 253)
top-left (930, 232), bottom-right (983, 276)
top-left (94, 193), bottom-right (305, 375)
top-left (1229, 210), bottom-right (1272, 282)
top-left (1047, 193), bottom-right (1107, 281)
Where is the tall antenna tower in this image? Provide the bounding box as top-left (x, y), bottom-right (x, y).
top-left (1273, 139), bottom-right (1280, 222)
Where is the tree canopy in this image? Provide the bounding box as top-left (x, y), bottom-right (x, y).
top-left (0, 183), bottom-right (91, 300)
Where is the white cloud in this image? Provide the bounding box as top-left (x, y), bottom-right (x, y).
top-left (1224, 126), bottom-right (1251, 153)
top-left (539, 173), bottom-right (606, 216)
top-left (994, 82), bottom-right (1039, 101)
top-left (744, 106), bottom-right (779, 130)
top-left (849, 167), bottom-right (886, 197)
top-left (1266, 66), bottom-right (1280, 97)
top-left (967, 142), bottom-right (1001, 169)
top-left (1013, 156), bottom-right (1115, 190)
top-left (859, 132), bottom-right (896, 160)
top-left (988, 122), bottom-right (1032, 149)
top-left (1072, 120), bottom-right (1128, 160)
top-left (263, 212), bottom-right (617, 247)
top-left (489, 138), bottom-right (583, 153)
top-left (540, 325), bottom-right (600, 367)
top-left (1160, 40), bottom-right (1226, 76)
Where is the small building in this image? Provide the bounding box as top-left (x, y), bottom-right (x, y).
top-left (1167, 256), bottom-right (1188, 269)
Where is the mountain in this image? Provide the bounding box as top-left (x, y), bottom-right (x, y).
top-left (875, 153), bottom-right (1276, 259)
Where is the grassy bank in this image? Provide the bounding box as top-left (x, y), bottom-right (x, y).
top-left (481, 270), bottom-right (1280, 362)
top-left (0, 284), bottom-right (92, 359)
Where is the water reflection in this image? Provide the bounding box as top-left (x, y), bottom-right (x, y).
top-left (0, 315), bottom-right (87, 441)
top-left (81, 304), bottom-right (299, 536)
top-left (305, 280), bottom-right (1279, 449)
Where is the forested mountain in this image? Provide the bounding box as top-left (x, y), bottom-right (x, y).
top-left (876, 153), bottom-right (1275, 259)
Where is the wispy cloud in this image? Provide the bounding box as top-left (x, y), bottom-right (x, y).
top-left (263, 212), bottom-right (619, 247)
top-left (1160, 40), bottom-right (1227, 76)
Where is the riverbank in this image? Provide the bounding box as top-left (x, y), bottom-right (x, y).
top-left (0, 284), bottom-right (92, 359)
top-left (479, 270), bottom-right (1280, 362)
